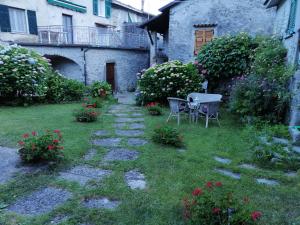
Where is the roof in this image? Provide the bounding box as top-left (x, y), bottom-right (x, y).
top-left (112, 0), bottom-right (153, 17)
top-left (264, 0), bottom-right (284, 8)
top-left (159, 0), bottom-right (182, 12)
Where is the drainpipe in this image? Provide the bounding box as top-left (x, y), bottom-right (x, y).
top-left (83, 48), bottom-right (89, 86)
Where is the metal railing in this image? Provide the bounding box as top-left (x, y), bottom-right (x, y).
top-left (37, 26), bottom-right (149, 49)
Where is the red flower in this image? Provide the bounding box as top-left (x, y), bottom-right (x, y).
top-left (23, 133), bottom-right (29, 138)
top-left (18, 141), bottom-right (25, 146)
top-left (212, 208), bottom-right (221, 214)
top-left (54, 129), bottom-right (60, 133)
top-left (31, 131), bottom-right (37, 136)
top-left (215, 182), bottom-right (222, 187)
top-left (251, 211), bottom-right (262, 221)
top-left (192, 188), bottom-right (203, 196)
top-left (48, 145), bottom-right (54, 150)
top-left (53, 139), bottom-right (59, 144)
top-left (206, 181), bottom-right (213, 188)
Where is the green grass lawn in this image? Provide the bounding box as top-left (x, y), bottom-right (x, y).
top-left (0, 103), bottom-right (299, 225)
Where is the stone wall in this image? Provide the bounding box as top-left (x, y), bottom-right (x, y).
top-left (22, 44), bottom-right (149, 92)
top-left (168, 0), bottom-right (276, 63)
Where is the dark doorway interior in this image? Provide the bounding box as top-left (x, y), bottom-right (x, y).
top-left (106, 63), bottom-right (115, 91)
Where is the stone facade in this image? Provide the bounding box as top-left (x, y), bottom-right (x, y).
top-left (23, 44), bottom-right (149, 92)
top-left (167, 0), bottom-right (276, 63)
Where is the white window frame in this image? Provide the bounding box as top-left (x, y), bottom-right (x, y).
top-left (8, 7), bottom-right (28, 34)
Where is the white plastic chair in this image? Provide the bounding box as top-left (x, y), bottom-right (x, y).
top-left (167, 97), bottom-right (189, 125)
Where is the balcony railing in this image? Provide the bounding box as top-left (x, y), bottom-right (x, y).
top-left (37, 26), bottom-right (149, 49)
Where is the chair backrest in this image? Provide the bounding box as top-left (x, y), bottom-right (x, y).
top-left (167, 97), bottom-right (187, 113)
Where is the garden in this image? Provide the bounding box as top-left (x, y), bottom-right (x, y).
top-left (0, 36), bottom-right (299, 225)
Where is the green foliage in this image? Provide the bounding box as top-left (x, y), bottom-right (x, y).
top-left (73, 107), bottom-right (99, 122)
top-left (0, 45), bottom-right (50, 101)
top-left (83, 96), bottom-right (103, 108)
top-left (138, 61), bottom-right (203, 104)
top-left (152, 125), bottom-right (184, 147)
top-left (18, 130), bottom-right (64, 163)
top-left (184, 182), bottom-right (262, 225)
top-left (147, 105), bottom-right (163, 116)
top-left (89, 81), bottom-right (112, 98)
top-left (229, 37), bottom-right (293, 124)
top-left (196, 33), bottom-right (254, 89)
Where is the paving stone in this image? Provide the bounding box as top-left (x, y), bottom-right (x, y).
top-left (49, 214), bottom-right (69, 224)
top-left (8, 187), bottom-right (72, 216)
top-left (272, 137), bottom-right (289, 145)
top-left (239, 164), bottom-right (257, 170)
top-left (94, 130), bottom-right (110, 137)
top-left (131, 113), bottom-right (143, 117)
top-left (215, 169), bottom-right (241, 180)
top-left (214, 156), bottom-right (232, 164)
top-left (114, 113), bottom-right (130, 117)
top-left (116, 130), bottom-right (144, 137)
top-left (92, 138), bottom-right (122, 147)
top-left (127, 138), bottom-right (148, 147)
top-left (103, 148), bottom-right (139, 161)
top-left (256, 178), bottom-right (279, 186)
top-left (84, 149), bottom-right (98, 161)
top-left (83, 197), bottom-right (120, 210)
top-left (59, 165), bottom-right (111, 186)
top-left (115, 118), bottom-right (144, 123)
top-left (125, 170), bottom-right (146, 190)
top-left (177, 148), bottom-right (186, 153)
top-left (292, 146), bottom-right (300, 154)
top-left (0, 146), bottom-right (21, 184)
top-left (114, 123), bottom-right (145, 130)
top-left (285, 171), bottom-right (297, 177)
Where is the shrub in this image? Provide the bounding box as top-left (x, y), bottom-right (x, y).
top-left (62, 78), bottom-right (85, 102)
top-left (196, 33), bottom-right (254, 90)
top-left (146, 102), bottom-right (162, 116)
top-left (73, 107), bottom-right (99, 122)
top-left (0, 44), bottom-right (51, 102)
top-left (18, 130), bottom-right (64, 163)
top-left (152, 125), bottom-right (184, 147)
top-left (183, 181), bottom-right (262, 225)
top-left (83, 96), bottom-right (103, 108)
top-left (89, 81), bottom-right (112, 98)
top-left (138, 61), bottom-right (204, 104)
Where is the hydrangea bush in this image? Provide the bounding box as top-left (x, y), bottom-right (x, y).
top-left (138, 61), bottom-right (204, 104)
top-left (0, 45), bottom-right (51, 101)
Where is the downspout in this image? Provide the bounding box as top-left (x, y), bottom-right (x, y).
top-left (83, 48), bottom-right (89, 86)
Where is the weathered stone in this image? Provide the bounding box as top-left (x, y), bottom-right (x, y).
top-left (116, 130), bottom-right (144, 137)
top-left (8, 187), bottom-right (72, 216)
top-left (84, 149), bottom-right (97, 161)
top-left (114, 113), bottom-right (130, 117)
top-left (285, 171), bottom-right (297, 177)
top-left (214, 156), bottom-right (232, 164)
top-left (125, 170), bottom-right (146, 190)
top-left (92, 138), bottom-right (122, 147)
top-left (131, 113), bottom-right (143, 117)
top-left (83, 198), bottom-right (120, 210)
top-left (127, 138), bottom-right (148, 147)
top-left (215, 169), bottom-right (241, 180)
top-left (239, 164), bottom-right (257, 170)
top-left (272, 137), bottom-right (289, 145)
top-left (115, 118), bottom-right (144, 123)
top-left (94, 130), bottom-right (110, 137)
top-left (177, 148), bottom-right (186, 153)
top-left (103, 148), bottom-right (139, 161)
top-left (256, 178), bottom-right (279, 186)
top-left (259, 136), bottom-right (272, 146)
top-left (59, 166), bottom-right (111, 186)
top-left (292, 146), bottom-right (300, 154)
top-left (0, 147), bottom-right (21, 184)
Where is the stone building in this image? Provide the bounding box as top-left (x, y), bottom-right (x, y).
top-left (141, 0), bottom-right (276, 65)
top-left (265, 0), bottom-right (300, 143)
top-left (0, 0), bottom-right (151, 91)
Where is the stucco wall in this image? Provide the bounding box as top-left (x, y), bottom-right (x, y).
top-left (168, 0), bottom-right (276, 63)
top-left (22, 45), bottom-right (149, 91)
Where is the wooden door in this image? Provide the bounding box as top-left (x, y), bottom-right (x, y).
top-left (106, 63), bottom-right (115, 91)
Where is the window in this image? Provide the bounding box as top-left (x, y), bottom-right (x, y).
top-left (194, 29), bottom-right (214, 55)
top-left (9, 7), bottom-right (27, 33)
top-left (286, 0), bottom-right (298, 35)
top-left (98, 0), bottom-right (105, 17)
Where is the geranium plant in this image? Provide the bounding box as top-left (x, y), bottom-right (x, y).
top-left (183, 181), bottom-right (262, 225)
top-left (146, 102), bottom-right (162, 116)
top-left (18, 130), bottom-right (64, 163)
top-left (83, 96), bottom-right (102, 108)
top-left (73, 107), bottom-right (99, 122)
top-left (88, 81), bottom-right (112, 98)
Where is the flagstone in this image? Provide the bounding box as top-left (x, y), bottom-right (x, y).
top-left (103, 148), bottom-right (139, 161)
top-left (92, 138), bottom-right (122, 147)
top-left (125, 170), bottom-right (146, 190)
top-left (127, 138), bottom-right (148, 147)
top-left (116, 130), bottom-right (144, 137)
top-left (83, 197), bottom-right (120, 210)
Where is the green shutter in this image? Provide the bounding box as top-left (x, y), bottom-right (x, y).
top-left (128, 12), bottom-right (132, 23)
top-left (27, 10), bottom-right (38, 35)
top-left (105, 0), bottom-right (111, 18)
top-left (93, 0), bottom-right (98, 15)
top-left (0, 4), bottom-right (11, 32)
top-left (286, 0), bottom-right (298, 35)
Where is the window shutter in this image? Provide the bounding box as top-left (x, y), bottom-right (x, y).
top-left (194, 29), bottom-right (214, 55)
top-left (27, 10), bottom-right (38, 35)
top-left (0, 4), bottom-right (11, 32)
top-left (93, 0), bottom-right (98, 16)
top-left (286, 0), bottom-right (298, 35)
top-left (105, 0), bottom-right (111, 18)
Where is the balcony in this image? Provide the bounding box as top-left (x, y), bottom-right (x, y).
top-left (37, 26), bottom-right (149, 49)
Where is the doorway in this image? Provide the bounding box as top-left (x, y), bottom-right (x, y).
top-left (62, 14), bottom-right (73, 44)
top-left (106, 63), bottom-right (116, 91)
